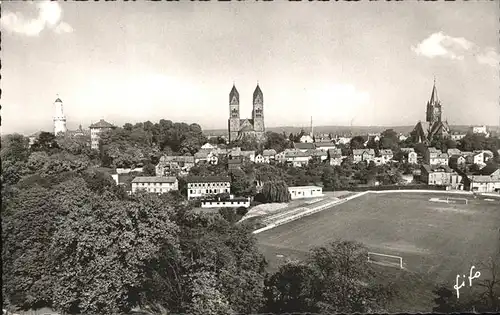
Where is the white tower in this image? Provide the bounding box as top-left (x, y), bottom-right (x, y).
top-left (53, 96), bottom-right (67, 135)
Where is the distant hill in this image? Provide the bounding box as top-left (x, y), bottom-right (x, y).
top-left (204, 125), bottom-right (495, 137)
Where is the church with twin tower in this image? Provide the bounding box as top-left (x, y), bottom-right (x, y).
top-left (228, 83), bottom-right (265, 143)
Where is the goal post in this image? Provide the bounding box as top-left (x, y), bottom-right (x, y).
top-left (367, 252), bottom-right (403, 269)
top-left (446, 197), bottom-right (468, 204)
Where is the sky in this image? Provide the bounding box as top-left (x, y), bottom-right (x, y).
top-left (1, 1), bottom-right (499, 135)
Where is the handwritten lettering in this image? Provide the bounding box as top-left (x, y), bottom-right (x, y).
top-left (454, 265), bottom-right (481, 299)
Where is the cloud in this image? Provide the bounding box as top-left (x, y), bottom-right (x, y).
top-left (412, 32), bottom-right (498, 67)
top-left (0, 1), bottom-right (73, 36)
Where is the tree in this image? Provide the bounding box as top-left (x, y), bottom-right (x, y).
top-left (230, 169), bottom-right (256, 197)
top-left (30, 132), bottom-right (60, 153)
top-left (143, 162), bottom-right (156, 176)
top-left (264, 240), bottom-right (395, 314)
top-left (257, 180), bottom-right (291, 203)
top-left (379, 129), bottom-right (399, 151)
top-left (264, 132), bottom-right (291, 153)
top-left (350, 136), bottom-right (365, 150)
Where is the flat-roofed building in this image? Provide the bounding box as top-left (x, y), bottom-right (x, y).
top-left (201, 196), bottom-right (251, 208)
top-left (288, 186), bottom-right (324, 200)
top-left (131, 176), bottom-right (178, 194)
top-left (186, 176), bottom-right (231, 200)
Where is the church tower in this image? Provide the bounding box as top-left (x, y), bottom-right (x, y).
top-left (53, 96), bottom-right (67, 135)
top-left (426, 78), bottom-right (442, 124)
top-left (228, 84), bottom-right (240, 143)
top-left (252, 83), bottom-right (265, 134)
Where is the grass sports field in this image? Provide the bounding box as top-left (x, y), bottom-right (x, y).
top-left (257, 192), bottom-right (500, 283)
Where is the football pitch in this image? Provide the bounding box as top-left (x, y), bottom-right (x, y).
top-left (257, 192), bottom-right (500, 284)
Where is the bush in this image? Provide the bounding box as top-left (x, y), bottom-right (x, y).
top-left (236, 206), bottom-right (248, 216)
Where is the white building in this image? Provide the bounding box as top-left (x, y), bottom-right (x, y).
top-left (186, 176), bottom-right (231, 200)
top-left (131, 176), bottom-right (178, 194)
top-left (379, 149), bottom-right (394, 164)
top-left (201, 196), bottom-right (251, 208)
top-left (288, 186), bottom-right (324, 200)
top-left (472, 125), bottom-right (488, 135)
top-left (53, 97), bottom-right (67, 135)
top-left (300, 134), bottom-right (314, 143)
top-left (89, 119), bottom-right (115, 150)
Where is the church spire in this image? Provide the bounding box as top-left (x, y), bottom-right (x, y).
top-left (429, 77), bottom-right (439, 105)
top-left (229, 84), bottom-right (239, 104)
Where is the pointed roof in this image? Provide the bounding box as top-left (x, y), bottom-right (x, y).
top-left (229, 84), bottom-right (239, 104)
top-left (429, 79), bottom-right (439, 105)
top-left (253, 83), bottom-right (263, 102)
top-left (55, 98), bottom-right (62, 103)
top-left (89, 119), bottom-right (115, 129)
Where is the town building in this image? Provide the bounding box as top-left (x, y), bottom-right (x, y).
top-left (307, 149), bottom-right (328, 161)
top-left (228, 158), bottom-right (243, 170)
top-left (201, 196), bottom-right (251, 209)
top-left (254, 154), bottom-right (265, 164)
top-left (186, 176), bottom-right (231, 200)
top-left (424, 147), bottom-right (449, 166)
top-left (353, 149), bottom-right (375, 163)
top-left (155, 155), bottom-right (195, 176)
top-left (194, 149), bottom-right (219, 165)
top-left (380, 149), bottom-right (394, 164)
top-left (411, 79), bottom-right (450, 143)
top-left (131, 176), bottom-right (178, 194)
top-left (328, 148), bottom-right (343, 166)
top-left (53, 96), bottom-right (67, 135)
top-left (201, 142), bottom-right (217, 150)
top-left (294, 142), bottom-right (315, 152)
top-left (467, 152), bottom-right (485, 166)
top-left (262, 149), bottom-right (277, 163)
top-left (472, 125), bottom-right (488, 135)
top-left (420, 165), bottom-right (462, 189)
top-left (449, 155), bottom-right (466, 170)
top-left (288, 186), bottom-right (324, 200)
top-left (314, 141), bottom-right (336, 151)
top-left (228, 83), bottom-right (265, 143)
top-left (407, 151), bottom-right (418, 164)
top-left (450, 132), bottom-right (467, 141)
top-left (464, 165), bottom-right (500, 193)
top-left (447, 148), bottom-right (462, 156)
top-left (89, 119), bottom-right (115, 150)
top-left (276, 149), bottom-right (311, 167)
top-left (299, 134), bottom-right (314, 143)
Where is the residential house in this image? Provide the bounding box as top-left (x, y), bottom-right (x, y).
top-left (288, 186), bottom-right (324, 200)
top-left (201, 142), bottom-right (216, 150)
top-left (398, 134), bottom-right (408, 141)
top-left (352, 149), bottom-right (375, 164)
top-left (282, 150), bottom-right (311, 167)
top-left (424, 147), bottom-right (449, 166)
top-left (294, 142), bottom-right (316, 152)
top-left (262, 149), bottom-right (277, 163)
top-left (448, 155), bottom-right (466, 170)
top-left (481, 150), bottom-right (494, 163)
top-left (228, 158), bottom-right (243, 170)
top-left (131, 176), bottom-right (179, 194)
top-left (89, 119), bottom-right (116, 150)
top-left (380, 149), bottom-right (394, 164)
top-left (156, 155), bottom-right (195, 176)
top-left (240, 150), bottom-right (256, 162)
top-left (407, 151), bottom-right (418, 164)
top-left (194, 149), bottom-right (219, 165)
top-left (254, 154), bottom-right (265, 164)
top-left (314, 141), bottom-right (336, 152)
top-left (420, 165), bottom-right (462, 189)
top-left (464, 164), bottom-right (500, 193)
top-left (186, 176), bottom-right (231, 200)
top-left (336, 136), bottom-right (352, 145)
top-left (299, 134), bottom-right (314, 143)
top-left (328, 148), bottom-right (343, 166)
top-left (447, 148), bottom-right (462, 156)
top-left (472, 125), bottom-right (488, 135)
top-left (307, 149), bottom-right (328, 161)
top-left (467, 152), bottom-right (485, 166)
top-left (400, 147), bottom-right (415, 153)
top-left (450, 132), bottom-right (467, 141)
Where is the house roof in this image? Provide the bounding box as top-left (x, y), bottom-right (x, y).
top-left (315, 141), bottom-right (336, 147)
top-left (194, 149), bottom-right (212, 159)
top-left (353, 149), bottom-right (375, 155)
top-left (469, 175), bottom-right (500, 183)
top-left (229, 84), bottom-right (239, 104)
top-left (262, 149), bottom-right (277, 156)
top-left (447, 148), bottom-right (462, 155)
top-left (240, 150), bottom-right (255, 157)
top-left (132, 176), bottom-right (177, 183)
top-left (294, 142), bottom-right (315, 150)
top-left (477, 164), bottom-right (499, 176)
top-left (328, 148), bottom-right (342, 158)
top-left (89, 119), bottom-right (115, 129)
top-left (159, 155), bottom-right (195, 163)
top-left (228, 158), bottom-right (242, 164)
top-left (186, 176), bottom-right (231, 183)
top-left (55, 98), bottom-right (62, 103)
top-left (380, 149), bottom-right (393, 155)
top-left (400, 147), bottom-right (415, 153)
top-left (284, 150), bottom-right (310, 158)
top-left (253, 84), bottom-right (263, 102)
top-left (306, 149), bottom-right (327, 156)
